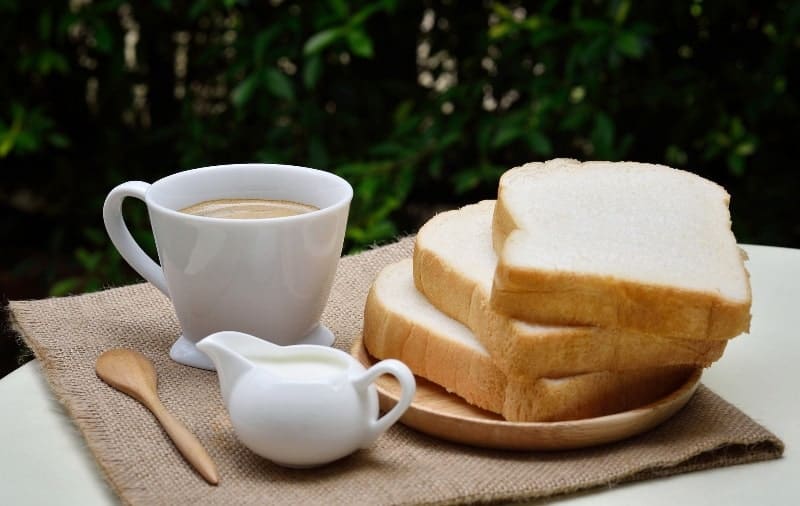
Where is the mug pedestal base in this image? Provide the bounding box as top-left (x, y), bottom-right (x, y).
top-left (169, 325), bottom-right (337, 370)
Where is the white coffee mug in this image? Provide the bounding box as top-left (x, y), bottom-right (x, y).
top-left (103, 163), bottom-right (353, 370)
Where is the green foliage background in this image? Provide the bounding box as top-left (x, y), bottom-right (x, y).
top-left (2, 0), bottom-right (799, 301)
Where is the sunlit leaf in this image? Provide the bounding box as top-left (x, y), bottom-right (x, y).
top-left (614, 0), bottom-right (631, 25)
top-left (346, 29), bottom-right (374, 58)
top-left (491, 3), bottom-right (512, 18)
top-left (304, 28), bottom-right (343, 55)
top-left (523, 16), bottom-right (542, 30)
top-left (735, 141), bottom-right (756, 156)
top-left (489, 23), bottom-right (512, 40)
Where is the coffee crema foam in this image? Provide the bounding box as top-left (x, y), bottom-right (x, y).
top-left (179, 198), bottom-right (318, 219)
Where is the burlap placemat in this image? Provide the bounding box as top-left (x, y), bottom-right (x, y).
top-left (7, 236), bottom-right (783, 505)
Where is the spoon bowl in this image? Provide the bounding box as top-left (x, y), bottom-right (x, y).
top-left (96, 348), bottom-right (219, 485)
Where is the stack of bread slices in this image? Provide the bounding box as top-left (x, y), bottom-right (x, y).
top-left (362, 159), bottom-right (752, 422)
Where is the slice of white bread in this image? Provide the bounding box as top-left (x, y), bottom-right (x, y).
top-left (363, 259), bottom-right (695, 422)
top-left (491, 159), bottom-right (752, 340)
top-left (413, 200), bottom-right (726, 378)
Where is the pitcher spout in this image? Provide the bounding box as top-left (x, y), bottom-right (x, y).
top-left (196, 331), bottom-right (263, 404)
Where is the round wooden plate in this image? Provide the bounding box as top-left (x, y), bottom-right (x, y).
top-left (351, 339), bottom-right (702, 451)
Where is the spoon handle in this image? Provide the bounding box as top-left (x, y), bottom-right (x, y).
top-left (146, 398), bottom-right (220, 485)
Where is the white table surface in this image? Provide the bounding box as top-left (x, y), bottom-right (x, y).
top-left (0, 244), bottom-right (797, 505)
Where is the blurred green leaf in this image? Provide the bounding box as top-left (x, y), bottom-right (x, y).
top-left (526, 131), bottom-right (553, 155)
top-left (592, 112), bottom-right (615, 152)
top-left (574, 19), bottom-right (608, 34)
top-left (231, 74), bottom-right (258, 107)
top-left (350, 3), bottom-right (384, 26)
top-left (614, 0), bottom-right (632, 25)
top-left (560, 106), bottom-right (590, 131)
top-left (452, 171), bottom-right (481, 193)
top-left (47, 132), bottom-right (70, 148)
top-left (93, 22), bottom-right (114, 53)
top-left (346, 29), bottom-right (374, 58)
top-left (304, 28), bottom-right (343, 55)
top-left (76, 248), bottom-right (102, 272)
top-left (263, 68), bottom-right (294, 100)
top-left (523, 16), bottom-right (543, 30)
top-left (616, 32), bottom-right (644, 58)
top-left (303, 55), bottom-right (323, 89)
top-left (309, 136), bottom-right (328, 168)
top-left (83, 227), bottom-right (106, 245)
top-left (38, 11), bottom-right (53, 39)
top-left (489, 23), bottom-right (512, 40)
top-left (253, 27), bottom-right (279, 66)
top-left (491, 3), bottom-right (513, 18)
top-left (327, 0), bottom-right (348, 17)
top-left (49, 278), bottom-right (81, 297)
top-left (730, 117), bottom-right (745, 137)
top-left (0, 112), bottom-right (23, 157)
top-left (735, 141), bottom-right (756, 156)
top-left (727, 153), bottom-right (745, 176)
top-left (491, 123), bottom-right (522, 149)
top-left (14, 130), bottom-right (38, 152)
top-left (188, 0), bottom-right (212, 19)
top-left (393, 100), bottom-right (414, 124)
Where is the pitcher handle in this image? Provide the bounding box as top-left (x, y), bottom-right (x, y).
top-left (354, 359), bottom-right (415, 446)
top-left (103, 181), bottom-right (169, 295)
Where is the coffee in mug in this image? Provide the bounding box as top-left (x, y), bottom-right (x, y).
top-left (103, 164), bottom-right (352, 370)
top-left (179, 198), bottom-right (318, 219)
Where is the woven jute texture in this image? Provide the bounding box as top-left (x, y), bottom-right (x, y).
top-left (8, 236), bottom-right (783, 505)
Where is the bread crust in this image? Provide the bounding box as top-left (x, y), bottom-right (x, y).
top-left (364, 277), bottom-right (506, 415)
top-left (491, 162), bottom-right (752, 340)
top-left (363, 260), bottom-right (697, 422)
top-left (414, 205), bottom-right (727, 378)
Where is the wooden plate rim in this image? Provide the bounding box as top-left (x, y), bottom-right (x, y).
top-left (351, 338), bottom-right (702, 450)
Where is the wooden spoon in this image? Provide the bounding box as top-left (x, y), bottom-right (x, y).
top-left (96, 348), bottom-right (219, 485)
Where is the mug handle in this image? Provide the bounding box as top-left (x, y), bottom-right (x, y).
top-left (353, 358), bottom-right (416, 446)
top-left (103, 181), bottom-right (169, 296)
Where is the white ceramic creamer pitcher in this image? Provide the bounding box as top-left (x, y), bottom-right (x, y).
top-left (196, 331), bottom-right (416, 468)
